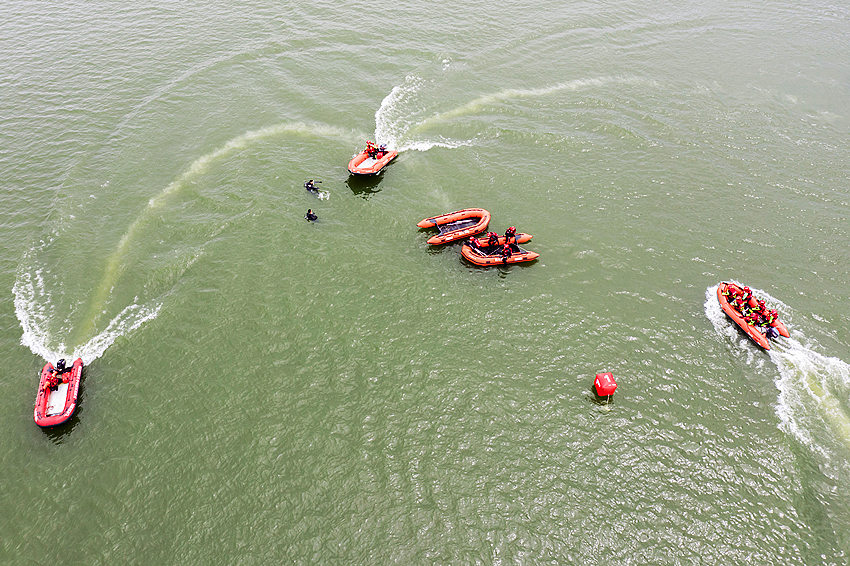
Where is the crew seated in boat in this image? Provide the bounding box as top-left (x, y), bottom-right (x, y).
top-left (466, 237), bottom-right (479, 250)
top-left (305, 209), bottom-right (318, 222)
top-left (377, 144), bottom-right (387, 159)
top-left (487, 232), bottom-right (499, 248)
top-left (42, 372), bottom-right (61, 394)
top-left (42, 360), bottom-right (71, 394)
top-left (366, 141), bottom-right (377, 158)
top-left (766, 309), bottom-right (779, 326)
top-left (501, 244), bottom-right (513, 262)
top-left (505, 226), bottom-right (517, 244)
top-left (740, 286), bottom-right (753, 304)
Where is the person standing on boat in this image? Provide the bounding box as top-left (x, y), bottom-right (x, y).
top-left (305, 209), bottom-right (318, 222)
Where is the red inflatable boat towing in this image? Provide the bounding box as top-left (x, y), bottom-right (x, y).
top-left (34, 358), bottom-right (83, 427)
top-left (717, 282), bottom-right (789, 350)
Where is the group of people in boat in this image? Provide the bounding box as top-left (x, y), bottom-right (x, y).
top-left (467, 226), bottom-right (519, 262)
top-left (365, 141), bottom-right (388, 160)
top-left (41, 358), bottom-right (72, 395)
top-left (722, 285), bottom-right (781, 339)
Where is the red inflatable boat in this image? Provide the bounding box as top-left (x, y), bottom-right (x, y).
top-left (34, 358), bottom-right (83, 427)
top-left (717, 282), bottom-right (788, 350)
top-left (461, 241), bottom-right (539, 266)
top-left (417, 208), bottom-right (491, 245)
top-left (348, 149), bottom-right (398, 175)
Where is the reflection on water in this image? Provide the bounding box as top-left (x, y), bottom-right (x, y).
top-left (346, 174), bottom-right (384, 199)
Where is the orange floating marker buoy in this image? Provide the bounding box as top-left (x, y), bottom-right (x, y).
top-left (594, 372), bottom-right (617, 397)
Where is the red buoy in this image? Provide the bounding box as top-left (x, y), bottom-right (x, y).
top-left (594, 372), bottom-right (617, 397)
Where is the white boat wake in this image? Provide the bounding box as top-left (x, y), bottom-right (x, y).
top-left (705, 284), bottom-right (850, 478)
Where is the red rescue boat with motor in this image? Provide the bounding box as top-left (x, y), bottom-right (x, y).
top-left (34, 358), bottom-right (83, 427)
top-left (461, 240), bottom-right (539, 266)
top-left (717, 282), bottom-right (788, 350)
top-left (348, 148), bottom-right (398, 175)
top-left (417, 208), bottom-right (491, 245)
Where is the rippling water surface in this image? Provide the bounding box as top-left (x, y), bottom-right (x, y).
top-left (1, 1), bottom-right (849, 563)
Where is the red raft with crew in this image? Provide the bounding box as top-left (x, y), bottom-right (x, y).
top-left (417, 208), bottom-right (491, 245)
top-left (34, 357), bottom-right (83, 427)
top-left (717, 282), bottom-right (789, 350)
top-left (348, 140), bottom-right (398, 175)
top-left (461, 227), bottom-right (540, 266)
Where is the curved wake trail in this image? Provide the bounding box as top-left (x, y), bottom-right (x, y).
top-left (17, 121), bottom-right (355, 364)
top-left (705, 284), bottom-right (850, 475)
top-left (424, 75), bottom-right (649, 123)
top-left (374, 75), bottom-right (474, 152)
top-left (81, 121), bottom-right (355, 338)
top-left (375, 75), bottom-right (650, 152)
top-left (13, 262), bottom-right (161, 364)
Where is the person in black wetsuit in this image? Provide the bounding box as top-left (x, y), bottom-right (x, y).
top-left (305, 209), bottom-right (318, 222)
top-left (305, 179), bottom-right (317, 192)
top-left (487, 232), bottom-right (500, 248)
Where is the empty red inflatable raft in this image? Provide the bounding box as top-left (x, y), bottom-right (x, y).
top-left (34, 358), bottom-right (83, 427)
top-left (717, 282), bottom-right (789, 350)
top-left (461, 241), bottom-right (539, 266)
top-left (417, 208), bottom-right (491, 245)
top-left (348, 149), bottom-right (398, 175)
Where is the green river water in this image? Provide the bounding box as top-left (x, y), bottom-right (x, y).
top-left (1, 1), bottom-right (849, 563)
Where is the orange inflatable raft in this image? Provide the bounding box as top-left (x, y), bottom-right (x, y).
top-left (348, 149), bottom-right (398, 175)
top-left (34, 358), bottom-right (83, 427)
top-left (717, 282), bottom-right (789, 350)
top-left (461, 241), bottom-right (539, 266)
top-left (417, 208), bottom-right (491, 245)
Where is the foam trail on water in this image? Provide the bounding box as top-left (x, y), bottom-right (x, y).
top-left (84, 121), bottom-right (355, 335)
top-left (705, 284), bottom-right (850, 474)
top-left (13, 262), bottom-right (161, 364)
top-left (374, 75), bottom-right (473, 152)
top-left (427, 75), bottom-right (648, 123)
top-left (770, 338), bottom-right (850, 460)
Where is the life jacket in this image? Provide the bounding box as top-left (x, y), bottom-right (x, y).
top-left (44, 372), bottom-right (59, 390)
top-left (502, 245), bottom-right (512, 257)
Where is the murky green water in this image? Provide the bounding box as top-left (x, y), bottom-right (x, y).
top-left (2, 1), bottom-right (849, 563)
